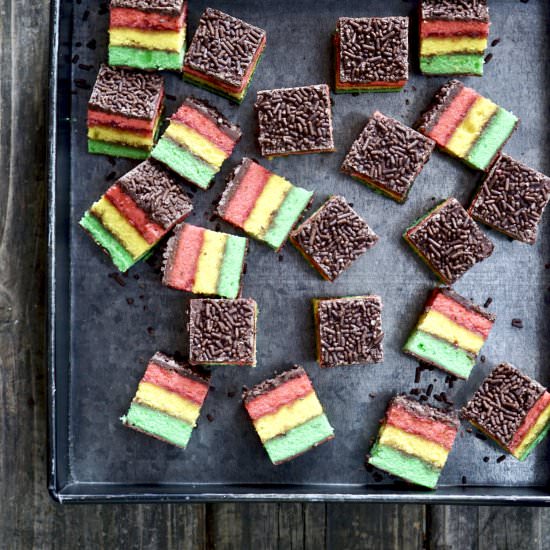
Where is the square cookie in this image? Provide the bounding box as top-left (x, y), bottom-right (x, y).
top-left (313, 296), bottom-right (384, 367)
top-left (290, 195), bottom-right (379, 281)
top-left (335, 17), bottom-right (408, 92)
top-left (341, 112), bottom-right (435, 202)
top-left (189, 298), bottom-right (257, 366)
top-left (242, 365), bottom-right (335, 464)
top-left (255, 84), bottom-right (335, 157)
top-left (469, 154), bottom-right (550, 244)
top-left (462, 363), bottom-right (550, 460)
top-left (404, 197), bottom-right (494, 284)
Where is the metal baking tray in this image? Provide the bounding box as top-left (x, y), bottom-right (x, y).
top-left (48, 0), bottom-right (550, 503)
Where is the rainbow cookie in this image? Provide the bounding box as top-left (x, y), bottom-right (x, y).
top-left (162, 223), bottom-right (248, 299)
top-left (403, 287), bottom-right (495, 379)
top-left (416, 80), bottom-right (519, 171)
top-left (419, 0), bottom-right (490, 76)
top-left (243, 366), bottom-right (335, 464)
top-left (216, 158), bottom-right (314, 251)
top-left (151, 97), bottom-right (241, 190)
top-left (368, 396), bottom-right (459, 489)
top-left (121, 352), bottom-right (210, 448)
top-left (79, 160), bottom-right (192, 272)
top-left (108, 0), bottom-right (187, 71)
top-left (462, 363), bottom-right (550, 461)
top-left (87, 65), bottom-right (164, 159)
top-left (183, 8), bottom-right (266, 103)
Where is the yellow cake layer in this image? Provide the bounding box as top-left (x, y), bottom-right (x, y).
top-left (378, 424), bottom-right (449, 469)
top-left (165, 122), bottom-right (226, 168)
top-left (253, 391), bottom-right (323, 443)
top-left (243, 175), bottom-right (291, 238)
top-left (88, 125), bottom-right (154, 149)
top-left (420, 36), bottom-right (488, 56)
top-left (135, 381), bottom-right (200, 426)
top-left (109, 27), bottom-right (185, 53)
top-left (192, 230), bottom-right (227, 295)
top-left (446, 96), bottom-right (497, 158)
top-left (90, 197), bottom-right (150, 259)
top-left (417, 309), bottom-right (485, 354)
top-left (513, 404), bottom-right (550, 458)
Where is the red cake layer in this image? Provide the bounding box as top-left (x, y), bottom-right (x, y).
top-left (105, 185), bottom-right (165, 244)
top-left (110, 6), bottom-right (186, 32)
top-left (509, 392), bottom-right (550, 451)
top-left (164, 224), bottom-right (204, 290)
top-left (223, 161), bottom-right (271, 227)
top-left (245, 375), bottom-right (314, 420)
top-left (386, 404), bottom-right (457, 450)
top-left (427, 86), bottom-right (478, 146)
top-left (420, 20), bottom-right (489, 38)
top-left (143, 361), bottom-right (209, 405)
top-left (172, 104), bottom-right (235, 155)
top-left (88, 109), bottom-right (156, 133)
top-left (427, 290), bottom-right (493, 338)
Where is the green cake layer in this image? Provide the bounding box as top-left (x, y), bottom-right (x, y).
top-left (369, 444), bottom-right (440, 489)
top-left (109, 45), bottom-right (185, 71)
top-left (88, 138), bottom-right (150, 160)
top-left (122, 402), bottom-right (193, 448)
top-left (79, 211), bottom-right (135, 272)
top-left (217, 236), bottom-right (247, 299)
top-left (420, 54), bottom-right (484, 76)
top-left (263, 187), bottom-right (313, 250)
top-left (466, 108), bottom-right (519, 170)
top-left (151, 137), bottom-right (216, 189)
top-left (517, 422), bottom-right (550, 461)
top-left (404, 330), bottom-right (475, 379)
top-left (263, 414), bottom-right (334, 464)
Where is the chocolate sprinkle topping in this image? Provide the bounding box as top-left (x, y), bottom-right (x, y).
top-left (88, 65), bottom-right (164, 120)
top-left (149, 351), bottom-right (211, 385)
top-left (189, 299), bottom-right (257, 365)
top-left (111, 0), bottom-right (186, 17)
top-left (117, 160), bottom-right (193, 229)
top-left (416, 80), bottom-right (464, 136)
top-left (316, 296), bottom-right (384, 367)
top-left (243, 365), bottom-right (306, 403)
top-left (337, 17), bottom-right (409, 84)
top-left (290, 196), bottom-right (378, 281)
top-left (185, 8), bottom-right (266, 87)
top-left (341, 112), bottom-right (435, 201)
top-left (469, 154), bottom-right (550, 244)
top-left (255, 85), bottom-right (335, 156)
top-left (421, 0), bottom-right (489, 22)
top-left (462, 363), bottom-right (546, 447)
top-left (406, 198), bottom-right (494, 284)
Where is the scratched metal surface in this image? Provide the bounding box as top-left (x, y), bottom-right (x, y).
top-left (49, 0), bottom-right (550, 502)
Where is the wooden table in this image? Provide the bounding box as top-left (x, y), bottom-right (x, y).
top-left (2, 1), bottom-right (549, 548)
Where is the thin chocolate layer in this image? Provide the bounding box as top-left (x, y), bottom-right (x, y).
top-left (216, 158), bottom-right (254, 217)
top-left (150, 351), bottom-right (211, 385)
top-left (415, 80), bottom-right (464, 135)
top-left (182, 97), bottom-right (242, 142)
top-left (242, 365), bottom-right (307, 403)
top-left (438, 287), bottom-right (496, 322)
top-left (391, 395), bottom-right (460, 430)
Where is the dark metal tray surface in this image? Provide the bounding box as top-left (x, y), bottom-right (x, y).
top-left (48, 0), bottom-right (550, 503)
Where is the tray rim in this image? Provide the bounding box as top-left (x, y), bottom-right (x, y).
top-left (46, 0), bottom-right (550, 505)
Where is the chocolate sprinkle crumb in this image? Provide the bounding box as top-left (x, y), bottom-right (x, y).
top-left (421, 0), bottom-right (489, 22)
top-left (484, 53), bottom-right (493, 64)
top-left (483, 297), bottom-right (493, 308)
top-left (496, 455), bottom-right (506, 463)
top-left (108, 272), bottom-right (126, 287)
top-left (206, 413), bottom-right (215, 423)
top-left (511, 318), bottom-right (523, 329)
top-left (462, 475), bottom-right (467, 485)
top-left (126, 298), bottom-right (134, 305)
top-left (111, 0), bottom-right (186, 17)
top-left (483, 456), bottom-right (490, 462)
top-left (491, 38), bottom-right (501, 47)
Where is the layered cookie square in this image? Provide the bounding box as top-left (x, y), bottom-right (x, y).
top-left (420, 0), bottom-right (490, 76)
top-left (469, 154), bottom-right (550, 244)
top-left (462, 363), bottom-right (550, 460)
top-left (121, 352), bottom-right (211, 448)
top-left (152, 97), bottom-right (241, 190)
top-left (367, 396), bottom-right (459, 489)
top-left (108, 0), bottom-right (187, 71)
top-left (79, 160), bottom-right (192, 272)
top-left (403, 287), bottom-right (495, 379)
top-left (188, 298), bottom-right (257, 367)
top-left (255, 85), bottom-right (335, 157)
top-left (87, 65), bottom-right (164, 159)
top-left (334, 17), bottom-right (408, 93)
top-left (243, 366), bottom-right (335, 464)
top-left (216, 158), bottom-right (314, 251)
top-left (404, 197), bottom-right (494, 284)
top-left (416, 80), bottom-right (519, 171)
top-left (313, 296), bottom-right (384, 368)
top-left (183, 8), bottom-right (266, 103)
top-left (162, 223), bottom-right (248, 299)
top-left (290, 196), bottom-right (379, 281)
top-left (341, 112), bottom-right (435, 203)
